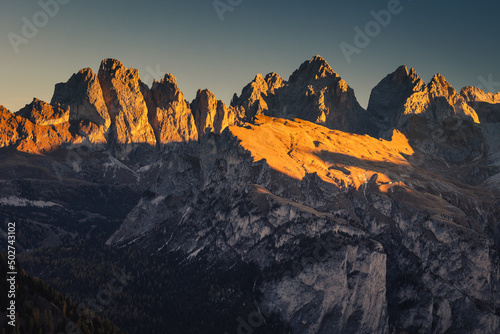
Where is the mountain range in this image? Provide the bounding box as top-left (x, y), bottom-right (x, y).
top-left (1, 56), bottom-right (499, 334)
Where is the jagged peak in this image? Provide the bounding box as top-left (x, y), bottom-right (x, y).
top-left (238, 74), bottom-right (270, 100)
top-left (192, 89), bottom-right (218, 109)
top-left (264, 72), bottom-right (284, 93)
top-left (16, 97), bottom-right (69, 125)
top-left (99, 58), bottom-right (124, 71)
top-left (160, 73), bottom-right (177, 85)
top-left (0, 105), bottom-right (12, 114)
top-left (78, 67), bottom-right (96, 78)
top-left (428, 73), bottom-right (456, 96)
top-left (251, 73), bottom-right (266, 85)
top-left (289, 55), bottom-right (337, 83)
top-left (23, 98), bottom-right (49, 109)
top-left (385, 65), bottom-right (422, 87)
top-left (255, 73), bottom-right (264, 80)
top-left (196, 88), bottom-right (215, 98)
top-left (429, 73), bottom-right (449, 87)
top-left (460, 86), bottom-right (500, 104)
top-left (98, 58), bottom-right (139, 79)
top-left (152, 73), bottom-right (180, 91)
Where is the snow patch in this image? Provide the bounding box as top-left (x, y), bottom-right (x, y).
top-left (0, 197), bottom-right (60, 208)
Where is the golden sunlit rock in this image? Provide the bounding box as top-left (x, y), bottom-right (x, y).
top-left (229, 115), bottom-right (414, 192)
top-left (98, 58), bottom-right (157, 148)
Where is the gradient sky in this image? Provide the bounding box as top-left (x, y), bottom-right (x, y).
top-left (1, 0), bottom-right (499, 113)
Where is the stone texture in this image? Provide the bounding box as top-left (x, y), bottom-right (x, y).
top-left (367, 67), bottom-right (480, 137)
top-left (17, 98), bottom-right (69, 126)
top-left (191, 89), bottom-right (239, 136)
top-left (232, 55), bottom-right (371, 134)
top-left (461, 86), bottom-right (500, 123)
top-left (0, 106), bottom-right (20, 148)
top-left (51, 67), bottom-right (110, 145)
top-left (367, 65), bottom-right (426, 135)
top-left (145, 74), bottom-right (198, 144)
top-left (98, 58), bottom-right (156, 152)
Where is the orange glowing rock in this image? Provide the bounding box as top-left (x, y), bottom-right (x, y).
top-left (229, 115), bottom-right (415, 192)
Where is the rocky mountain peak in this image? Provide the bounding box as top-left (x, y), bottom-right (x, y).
top-left (460, 86), bottom-right (500, 125)
top-left (0, 105), bottom-right (19, 148)
top-left (461, 86), bottom-right (500, 104)
top-left (192, 89), bottom-right (219, 136)
top-left (232, 73), bottom-right (272, 119)
top-left (368, 67), bottom-right (480, 136)
top-left (191, 89), bottom-right (238, 136)
top-left (17, 98), bottom-right (69, 126)
top-left (428, 73), bottom-right (456, 98)
top-left (99, 58), bottom-right (139, 81)
top-left (289, 55), bottom-right (337, 83)
top-left (367, 65), bottom-right (427, 134)
top-left (143, 73), bottom-right (197, 145)
top-left (390, 65), bottom-right (424, 88)
top-left (151, 73), bottom-right (184, 105)
top-left (264, 72), bottom-right (284, 93)
top-left (51, 66), bottom-right (110, 145)
top-left (98, 58), bottom-right (156, 151)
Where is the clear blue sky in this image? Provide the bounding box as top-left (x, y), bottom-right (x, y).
top-left (1, 0), bottom-right (499, 112)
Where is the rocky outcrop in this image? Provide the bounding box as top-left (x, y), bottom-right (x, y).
top-left (98, 59), bottom-right (156, 152)
top-left (0, 106), bottom-right (20, 148)
top-left (232, 72), bottom-right (284, 120)
top-left (232, 55), bottom-right (371, 134)
top-left (461, 86), bottom-right (500, 123)
top-left (367, 65), bottom-right (426, 134)
top-left (15, 115), bottom-right (76, 155)
top-left (145, 74), bottom-right (198, 144)
top-left (10, 99), bottom-right (77, 154)
top-left (191, 89), bottom-right (240, 136)
top-left (17, 98), bottom-right (69, 126)
top-left (51, 67), bottom-right (110, 145)
top-left (426, 74), bottom-right (479, 123)
top-left (368, 67), bottom-right (480, 137)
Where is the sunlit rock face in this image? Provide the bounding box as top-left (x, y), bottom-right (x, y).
top-left (367, 66), bottom-right (479, 138)
top-left (51, 67), bottom-right (111, 145)
top-left (191, 88), bottom-right (240, 136)
top-left (0, 106), bottom-right (20, 148)
top-left (11, 98), bottom-right (78, 154)
top-left (461, 86), bottom-right (500, 124)
top-left (143, 73), bottom-right (198, 145)
top-left (98, 58), bottom-right (157, 154)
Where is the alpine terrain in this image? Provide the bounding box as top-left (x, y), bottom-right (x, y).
top-left (1, 56), bottom-right (499, 334)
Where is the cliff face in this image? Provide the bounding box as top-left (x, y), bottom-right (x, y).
top-left (367, 66), bottom-right (480, 138)
top-left (0, 106), bottom-right (20, 148)
top-left (191, 88), bottom-right (241, 136)
top-left (97, 59), bottom-right (157, 154)
top-left (51, 67), bottom-right (111, 145)
top-left (146, 74), bottom-right (198, 144)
